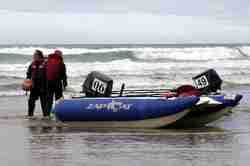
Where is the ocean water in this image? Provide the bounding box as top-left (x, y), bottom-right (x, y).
top-left (0, 44), bottom-right (250, 166)
top-left (0, 44), bottom-right (250, 96)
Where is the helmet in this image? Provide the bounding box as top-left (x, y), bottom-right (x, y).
top-left (54, 50), bottom-right (63, 61)
top-left (54, 50), bottom-right (62, 56)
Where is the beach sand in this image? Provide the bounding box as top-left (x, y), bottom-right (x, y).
top-left (0, 86), bottom-right (250, 166)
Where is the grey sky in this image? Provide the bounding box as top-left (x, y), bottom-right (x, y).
top-left (0, 0), bottom-right (249, 44)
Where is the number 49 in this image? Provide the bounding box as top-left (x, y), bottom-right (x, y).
top-left (194, 75), bottom-right (209, 89)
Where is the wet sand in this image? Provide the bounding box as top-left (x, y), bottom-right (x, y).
top-left (0, 87), bottom-right (250, 166)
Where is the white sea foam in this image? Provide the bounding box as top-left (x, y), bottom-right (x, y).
top-left (133, 47), bottom-right (241, 60)
top-left (1, 59), bottom-right (250, 79)
top-left (66, 59), bottom-right (250, 77)
top-left (0, 46), bottom-right (246, 61)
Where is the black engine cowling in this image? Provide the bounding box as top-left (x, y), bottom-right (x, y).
top-left (192, 69), bottom-right (222, 94)
top-left (82, 71), bottom-right (113, 97)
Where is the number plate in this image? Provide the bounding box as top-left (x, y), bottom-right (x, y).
top-left (193, 75), bottom-right (209, 89)
top-left (91, 78), bottom-right (107, 94)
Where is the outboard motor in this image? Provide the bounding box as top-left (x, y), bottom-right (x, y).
top-left (192, 69), bottom-right (222, 94)
top-left (82, 71), bottom-right (113, 97)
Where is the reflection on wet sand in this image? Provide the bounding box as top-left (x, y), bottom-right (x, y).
top-left (25, 123), bottom-right (239, 166)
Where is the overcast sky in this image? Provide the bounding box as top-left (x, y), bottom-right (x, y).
top-left (0, 0), bottom-right (250, 44)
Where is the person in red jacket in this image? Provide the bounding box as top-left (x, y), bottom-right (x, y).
top-left (46, 50), bottom-right (67, 114)
top-left (26, 50), bottom-right (48, 117)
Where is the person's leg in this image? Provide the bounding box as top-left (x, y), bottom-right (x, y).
top-left (40, 92), bottom-right (49, 116)
top-left (47, 90), bottom-right (54, 114)
top-left (55, 82), bottom-right (63, 100)
top-left (28, 90), bottom-right (38, 116)
top-left (47, 81), bottom-right (55, 113)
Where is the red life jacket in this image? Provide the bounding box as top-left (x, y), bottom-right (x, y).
top-left (46, 53), bottom-right (62, 81)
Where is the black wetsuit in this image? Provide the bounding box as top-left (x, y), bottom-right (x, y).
top-left (26, 60), bottom-right (48, 116)
top-left (47, 62), bottom-right (67, 113)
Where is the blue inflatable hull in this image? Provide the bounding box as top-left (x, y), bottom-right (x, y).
top-left (167, 94), bottom-right (243, 128)
top-left (52, 96), bottom-right (199, 128)
top-left (208, 94), bottom-right (243, 107)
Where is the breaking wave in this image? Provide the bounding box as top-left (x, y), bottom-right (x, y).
top-left (0, 44), bottom-right (250, 96)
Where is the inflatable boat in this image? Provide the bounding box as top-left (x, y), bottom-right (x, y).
top-left (52, 96), bottom-right (199, 128)
top-left (52, 69), bottom-right (243, 128)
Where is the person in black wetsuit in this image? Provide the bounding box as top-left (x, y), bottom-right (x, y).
top-left (46, 50), bottom-right (67, 114)
top-left (26, 50), bottom-right (48, 117)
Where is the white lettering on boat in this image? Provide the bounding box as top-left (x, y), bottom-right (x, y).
top-left (86, 100), bottom-right (133, 112)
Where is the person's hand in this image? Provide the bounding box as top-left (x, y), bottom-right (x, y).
top-left (63, 81), bottom-right (67, 90)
